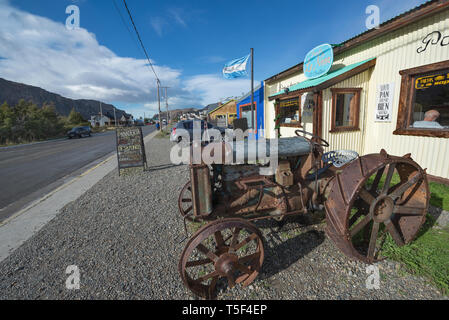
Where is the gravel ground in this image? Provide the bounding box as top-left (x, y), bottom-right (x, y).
top-left (0, 137), bottom-right (446, 300)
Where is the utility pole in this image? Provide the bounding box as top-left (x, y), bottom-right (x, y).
top-left (250, 48), bottom-right (254, 132)
top-left (160, 86), bottom-right (171, 125)
top-left (157, 80), bottom-right (162, 131)
top-left (100, 101), bottom-right (103, 127)
top-left (113, 107), bottom-right (117, 127)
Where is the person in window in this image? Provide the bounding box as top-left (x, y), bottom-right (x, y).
top-left (412, 110), bottom-right (444, 129)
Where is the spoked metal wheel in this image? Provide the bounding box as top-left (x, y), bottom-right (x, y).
top-left (179, 218), bottom-right (264, 299)
top-left (178, 181), bottom-right (196, 221)
top-left (325, 151), bottom-right (429, 263)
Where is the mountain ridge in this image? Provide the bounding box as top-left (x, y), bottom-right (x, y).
top-left (0, 77), bottom-right (129, 120)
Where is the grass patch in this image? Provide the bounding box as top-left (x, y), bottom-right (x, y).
top-left (186, 220), bottom-right (209, 235)
top-left (91, 126), bottom-right (116, 134)
top-left (379, 215), bottom-right (449, 295)
top-left (155, 124), bottom-right (174, 139)
top-left (429, 181), bottom-right (449, 211)
top-left (156, 130), bottom-right (170, 139)
top-left (367, 173), bottom-right (449, 211)
top-left (364, 172), bottom-right (449, 295)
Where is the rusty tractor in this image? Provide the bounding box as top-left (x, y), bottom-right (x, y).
top-left (177, 130), bottom-right (429, 299)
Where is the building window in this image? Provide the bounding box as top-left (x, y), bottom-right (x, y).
top-left (330, 88), bottom-right (361, 132)
top-left (240, 103), bottom-right (257, 129)
top-left (276, 97), bottom-right (301, 127)
top-left (395, 61), bottom-right (449, 138)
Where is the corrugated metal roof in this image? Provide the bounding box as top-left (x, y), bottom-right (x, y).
top-left (237, 83), bottom-right (262, 103)
top-left (269, 58), bottom-right (375, 98)
top-left (209, 99), bottom-right (236, 114)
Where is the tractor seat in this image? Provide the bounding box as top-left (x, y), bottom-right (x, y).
top-left (225, 137), bottom-right (311, 165)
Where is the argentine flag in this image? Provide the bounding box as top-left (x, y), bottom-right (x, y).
top-left (222, 54), bottom-right (250, 79)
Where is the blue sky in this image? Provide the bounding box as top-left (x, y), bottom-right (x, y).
top-left (0, 0), bottom-right (427, 118)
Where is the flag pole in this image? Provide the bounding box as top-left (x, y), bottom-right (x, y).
top-left (250, 48), bottom-right (254, 133)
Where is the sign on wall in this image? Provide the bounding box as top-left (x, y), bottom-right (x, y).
top-left (304, 44), bottom-right (334, 79)
top-left (115, 127), bottom-right (147, 175)
top-left (415, 72), bottom-right (449, 89)
top-left (301, 92), bottom-right (315, 119)
top-left (375, 83), bottom-right (395, 122)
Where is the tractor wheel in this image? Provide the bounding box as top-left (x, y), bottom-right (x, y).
top-left (178, 181), bottom-right (198, 222)
top-left (179, 218), bottom-right (264, 299)
top-left (325, 150), bottom-right (429, 263)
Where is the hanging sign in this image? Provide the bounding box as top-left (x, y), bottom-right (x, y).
top-left (375, 83), bottom-right (395, 122)
top-left (301, 92), bottom-right (315, 118)
top-left (304, 43), bottom-right (334, 79)
top-left (279, 98), bottom-right (299, 108)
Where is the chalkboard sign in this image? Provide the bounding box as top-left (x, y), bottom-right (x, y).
top-left (115, 127), bottom-right (147, 175)
top-left (233, 118), bottom-right (248, 132)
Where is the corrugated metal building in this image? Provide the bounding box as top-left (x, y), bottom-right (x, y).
top-left (264, 0), bottom-right (449, 181)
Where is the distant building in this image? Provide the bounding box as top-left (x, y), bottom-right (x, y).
top-left (89, 114), bottom-right (114, 127)
top-left (208, 100), bottom-right (237, 127)
top-left (90, 112), bottom-right (133, 127)
top-left (202, 103), bottom-right (220, 117)
top-left (120, 113), bottom-right (134, 126)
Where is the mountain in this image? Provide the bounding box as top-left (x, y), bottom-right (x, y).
top-left (0, 77), bottom-right (129, 120)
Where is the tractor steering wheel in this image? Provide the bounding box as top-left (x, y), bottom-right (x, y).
top-left (295, 129), bottom-right (329, 148)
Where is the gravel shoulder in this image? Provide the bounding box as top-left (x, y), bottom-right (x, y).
top-left (0, 137), bottom-right (447, 300)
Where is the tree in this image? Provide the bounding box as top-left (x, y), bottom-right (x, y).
top-left (67, 108), bottom-right (85, 125)
top-left (0, 101), bottom-right (66, 145)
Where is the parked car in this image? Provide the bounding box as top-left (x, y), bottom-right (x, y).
top-left (170, 120), bottom-right (225, 144)
top-left (67, 126), bottom-right (91, 139)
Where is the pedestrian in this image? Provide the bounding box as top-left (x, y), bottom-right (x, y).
top-left (156, 122), bottom-right (160, 130)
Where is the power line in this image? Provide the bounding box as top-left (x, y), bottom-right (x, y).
top-left (112, 0), bottom-right (142, 54)
top-left (122, 0), bottom-right (160, 84)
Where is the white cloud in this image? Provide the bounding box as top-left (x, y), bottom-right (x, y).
top-left (184, 74), bottom-right (256, 106)
top-left (0, 2), bottom-right (250, 117)
top-left (168, 8), bottom-right (187, 27)
top-left (0, 2), bottom-right (180, 105)
top-left (150, 17), bottom-right (167, 37)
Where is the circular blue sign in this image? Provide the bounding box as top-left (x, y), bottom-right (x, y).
top-left (304, 44), bottom-right (334, 79)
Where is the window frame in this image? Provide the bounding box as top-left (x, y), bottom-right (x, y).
top-left (238, 102), bottom-right (257, 131)
top-left (394, 60), bottom-right (449, 138)
top-left (330, 88), bottom-right (362, 133)
top-left (275, 96), bottom-right (302, 128)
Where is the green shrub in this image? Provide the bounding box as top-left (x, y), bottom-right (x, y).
top-left (0, 100), bottom-right (68, 145)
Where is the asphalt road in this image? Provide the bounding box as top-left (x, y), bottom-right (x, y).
top-left (0, 125), bottom-right (156, 222)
